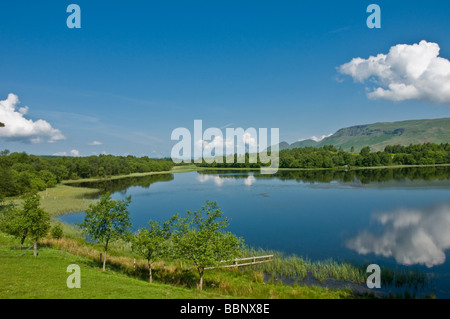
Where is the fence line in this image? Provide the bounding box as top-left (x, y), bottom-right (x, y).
top-left (205, 255), bottom-right (273, 270)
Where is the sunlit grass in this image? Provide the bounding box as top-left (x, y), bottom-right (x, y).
top-left (36, 236), bottom-right (358, 299)
top-left (8, 184), bottom-right (99, 216)
top-left (0, 232), bottom-right (224, 299)
top-left (38, 185), bottom-right (99, 215)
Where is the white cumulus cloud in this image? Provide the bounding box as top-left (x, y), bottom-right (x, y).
top-left (198, 130), bottom-right (260, 157)
top-left (299, 134), bottom-right (332, 142)
top-left (198, 136), bottom-right (231, 157)
top-left (53, 152), bottom-right (67, 156)
top-left (88, 141), bottom-right (103, 146)
top-left (338, 40), bottom-right (450, 105)
top-left (0, 93), bottom-right (65, 143)
top-left (70, 149), bottom-right (80, 156)
top-left (243, 132), bottom-right (257, 148)
top-left (53, 149), bottom-right (80, 157)
top-left (310, 134), bottom-right (333, 142)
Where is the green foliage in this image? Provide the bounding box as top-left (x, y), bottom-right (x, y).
top-left (77, 193), bottom-right (132, 271)
top-left (197, 143), bottom-right (450, 170)
top-left (360, 146), bottom-right (371, 157)
top-left (132, 219), bottom-right (175, 283)
top-left (0, 150), bottom-right (174, 198)
top-left (0, 193), bottom-right (50, 256)
top-left (50, 223), bottom-right (64, 239)
top-left (23, 194), bottom-right (51, 245)
top-left (74, 173), bottom-right (174, 194)
top-left (173, 201), bottom-right (244, 290)
top-left (0, 203), bottom-right (20, 241)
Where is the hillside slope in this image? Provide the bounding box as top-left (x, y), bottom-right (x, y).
top-left (288, 118), bottom-right (450, 152)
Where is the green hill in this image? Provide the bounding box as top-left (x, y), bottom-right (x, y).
top-left (289, 139), bottom-right (320, 149)
top-left (287, 118), bottom-right (450, 152)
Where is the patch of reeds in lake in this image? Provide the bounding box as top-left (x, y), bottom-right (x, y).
top-left (244, 248), bottom-right (431, 291)
top-left (378, 266), bottom-right (431, 290)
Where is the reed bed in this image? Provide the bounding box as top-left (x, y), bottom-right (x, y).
top-left (250, 251), bottom-right (366, 284)
top-left (243, 248), bottom-right (430, 289)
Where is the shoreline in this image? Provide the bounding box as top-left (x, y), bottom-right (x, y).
top-left (61, 162), bottom-right (450, 185)
top-left (42, 163), bottom-right (450, 216)
top-left (195, 163), bottom-right (450, 172)
top-left (61, 166), bottom-right (196, 184)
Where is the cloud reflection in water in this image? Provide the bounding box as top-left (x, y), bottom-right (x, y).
top-left (197, 174), bottom-right (256, 187)
top-left (346, 203), bottom-right (450, 268)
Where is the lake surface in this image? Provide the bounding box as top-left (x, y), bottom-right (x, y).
top-left (60, 167), bottom-right (450, 298)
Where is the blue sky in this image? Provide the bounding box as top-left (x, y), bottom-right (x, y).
top-left (1, 0), bottom-right (450, 157)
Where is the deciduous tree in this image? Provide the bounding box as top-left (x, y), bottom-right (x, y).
top-left (78, 193), bottom-right (132, 271)
top-left (174, 201), bottom-right (243, 290)
top-left (25, 194), bottom-right (51, 257)
top-left (1, 194), bottom-right (50, 256)
top-left (132, 218), bottom-right (174, 283)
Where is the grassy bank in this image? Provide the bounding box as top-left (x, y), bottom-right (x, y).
top-left (0, 232), bottom-right (357, 299)
top-left (61, 165), bottom-right (196, 184)
top-left (0, 232), bottom-right (222, 299)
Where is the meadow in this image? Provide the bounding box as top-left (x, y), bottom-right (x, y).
top-left (0, 231), bottom-right (357, 299)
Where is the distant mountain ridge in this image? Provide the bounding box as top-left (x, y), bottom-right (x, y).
top-left (280, 118), bottom-right (450, 152)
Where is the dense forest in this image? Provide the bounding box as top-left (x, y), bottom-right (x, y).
top-left (196, 143), bottom-right (450, 169)
top-left (0, 150), bottom-right (174, 198)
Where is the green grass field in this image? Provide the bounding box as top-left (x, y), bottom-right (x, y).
top-left (0, 232), bottom-right (358, 299)
top-left (0, 232), bottom-right (224, 299)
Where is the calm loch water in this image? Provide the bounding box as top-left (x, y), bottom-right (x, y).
top-left (60, 167), bottom-right (450, 298)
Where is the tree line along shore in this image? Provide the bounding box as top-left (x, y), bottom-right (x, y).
top-left (1, 142), bottom-right (450, 200)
